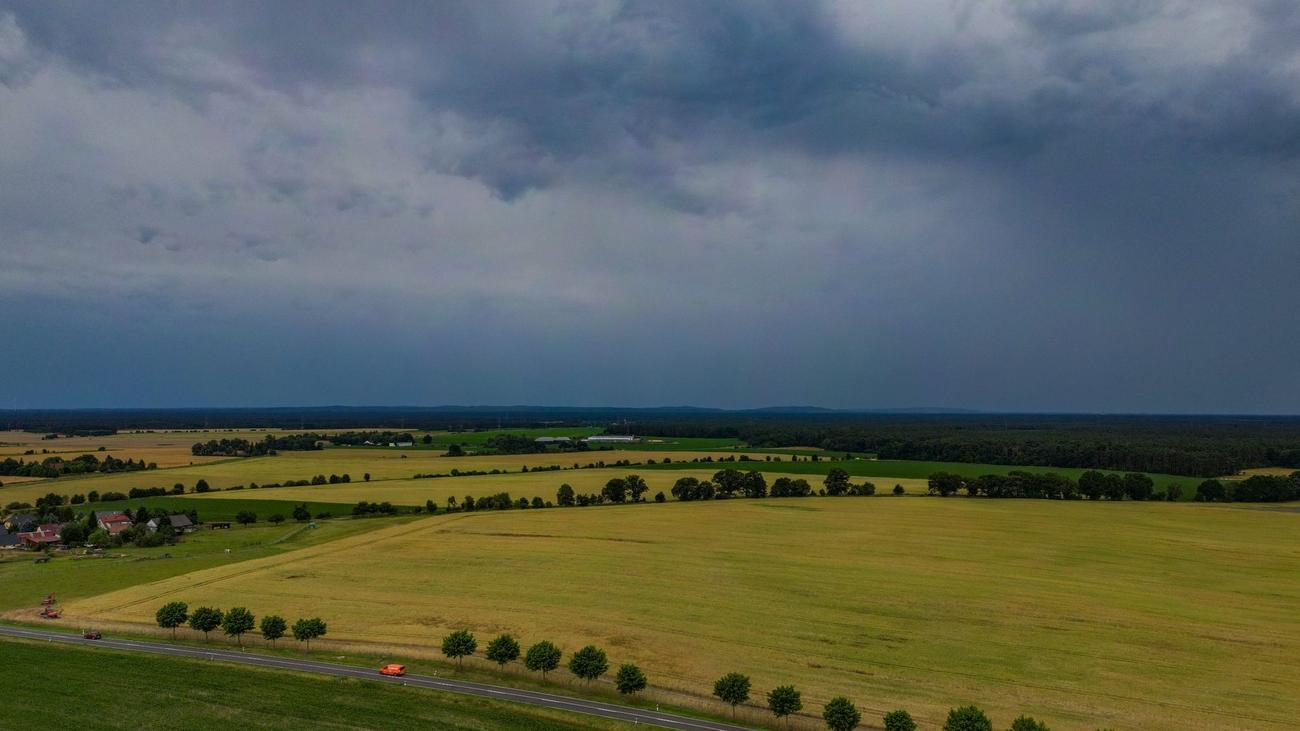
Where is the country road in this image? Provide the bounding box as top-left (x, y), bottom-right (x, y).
top-left (0, 624), bottom-right (754, 731)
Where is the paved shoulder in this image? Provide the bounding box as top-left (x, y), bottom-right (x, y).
top-left (0, 625), bottom-right (752, 731)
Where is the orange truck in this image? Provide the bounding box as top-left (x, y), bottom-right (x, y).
top-left (379, 663), bottom-right (406, 677)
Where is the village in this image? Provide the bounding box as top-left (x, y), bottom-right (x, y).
top-left (0, 507), bottom-right (200, 553)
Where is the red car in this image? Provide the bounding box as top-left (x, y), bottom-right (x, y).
top-left (83, 630), bottom-right (101, 640)
top-left (379, 663), bottom-right (406, 677)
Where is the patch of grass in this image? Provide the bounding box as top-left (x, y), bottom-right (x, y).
top-left (0, 637), bottom-right (634, 730)
top-left (67, 499), bottom-right (1300, 731)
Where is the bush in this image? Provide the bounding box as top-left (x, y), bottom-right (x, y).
top-left (1009, 716), bottom-right (1051, 731)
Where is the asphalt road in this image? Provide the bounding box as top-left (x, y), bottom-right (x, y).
top-left (0, 624), bottom-right (754, 731)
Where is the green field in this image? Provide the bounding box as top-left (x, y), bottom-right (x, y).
top-left (0, 637), bottom-right (632, 730)
top-left (62, 498), bottom-right (1300, 730)
top-left (0, 517), bottom-right (412, 614)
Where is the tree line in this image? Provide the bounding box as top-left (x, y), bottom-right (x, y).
top-left (632, 415), bottom-right (1300, 477)
top-left (0, 453), bottom-right (156, 478)
top-left (191, 434), bottom-right (324, 456)
top-left (155, 601), bottom-right (325, 648)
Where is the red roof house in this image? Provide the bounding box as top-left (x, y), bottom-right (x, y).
top-left (17, 523), bottom-right (64, 548)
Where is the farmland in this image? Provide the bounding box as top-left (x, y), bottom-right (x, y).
top-left (0, 637), bottom-right (635, 730)
top-left (59, 497), bottom-right (1300, 731)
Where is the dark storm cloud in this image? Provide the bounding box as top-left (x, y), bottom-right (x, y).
top-left (0, 1), bottom-right (1297, 411)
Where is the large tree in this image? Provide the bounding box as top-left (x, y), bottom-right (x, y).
top-left (442, 630), bottom-right (477, 667)
top-left (524, 640), bottom-right (562, 677)
top-left (766, 685), bottom-right (802, 727)
top-left (943, 705), bottom-right (993, 731)
top-left (260, 615), bottom-right (287, 645)
top-left (188, 606), bottom-right (223, 640)
top-left (741, 470), bottom-right (767, 498)
top-left (568, 645), bottom-right (608, 683)
top-left (222, 607), bottom-right (255, 647)
top-left (1009, 716), bottom-right (1052, 731)
top-left (824, 468), bottom-right (852, 496)
top-left (155, 601), bottom-right (188, 639)
top-left (615, 663), bottom-right (647, 695)
top-left (883, 710), bottom-right (917, 731)
top-left (292, 617), bottom-right (327, 649)
top-left (556, 483), bottom-right (576, 506)
top-left (712, 672), bottom-right (751, 716)
top-left (602, 478), bottom-right (628, 503)
top-left (485, 633), bottom-right (521, 668)
top-left (624, 475), bottom-right (649, 502)
top-left (823, 696), bottom-right (861, 731)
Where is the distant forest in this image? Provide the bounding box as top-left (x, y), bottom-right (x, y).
top-left (5, 408), bottom-right (1300, 477)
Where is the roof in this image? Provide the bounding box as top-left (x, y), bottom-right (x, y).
top-left (95, 510), bottom-right (131, 521)
top-left (168, 514), bottom-right (194, 527)
top-left (18, 524), bottom-right (64, 544)
top-left (6, 513), bottom-right (37, 526)
top-left (104, 522), bottom-right (132, 535)
top-left (0, 526), bottom-right (17, 547)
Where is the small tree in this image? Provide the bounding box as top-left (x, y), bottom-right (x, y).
top-left (823, 696), bottom-right (861, 731)
top-left (292, 504), bottom-right (311, 522)
top-left (222, 606), bottom-right (255, 647)
top-left (892, 484), bottom-right (905, 496)
top-left (188, 606), bottom-right (223, 640)
top-left (155, 601), bottom-right (188, 639)
top-left (884, 709), bottom-right (917, 731)
top-left (823, 468), bottom-right (851, 496)
top-left (767, 685), bottom-right (802, 727)
top-left (485, 633), bottom-right (521, 668)
top-left (195, 479), bottom-right (210, 493)
top-left (567, 645), bottom-right (608, 683)
top-left (442, 629), bottom-right (477, 667)
top-left (425, 499), bottom-right (437, 514)
top-left (1009, 716), bottom-right (1051, 731)
top-left (615, 663), bottom-right (647, 695)
top-left (268, 514), bottom-right (285, 525)
top-left (235, 510), bottom-right (257, 525)
top-left (944, 705), bottom-right (993, 731)
top-left (260, 615), bottom-right (287, 645)
top-left (292, 617), bottom-right (327, 649)
top-left (524, 640), bottom-right (562, 677)
top-left (713, 672), bottom-right (751, 716)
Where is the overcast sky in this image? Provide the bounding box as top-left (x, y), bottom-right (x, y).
top-left (1, 1), bottom-right (1297, 412)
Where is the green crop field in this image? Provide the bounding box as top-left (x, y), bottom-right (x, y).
top-left (0, 637), bottom-right (633, 730)
top-left (59, 498), bottom-right (1300, 731)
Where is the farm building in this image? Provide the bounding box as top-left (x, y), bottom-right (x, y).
top-left (146, 514), bottom-right (195, 533)
top-left (94, 510), bottom-right (133, 536)
top-left (0, 525), bottom-right (18, 548)
top-left (534, 436), bottom-right (573, 444)
top-left (17, 523), bottom-right (65, 548)
top-left (3, 513), bottom-right (37, 531)
top-left (583, 435), bottom-right (638, 443)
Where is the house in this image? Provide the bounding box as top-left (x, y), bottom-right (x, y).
top-left (146, 514), bottom-right (195, 533)
top-left (3, 513), bottom-right (37, 532)
top-left (94, 510), bottom-right (133, 536)
top-left (17, 523), bottom-right (65, 548)
top-left (583, 435), bottom-right (638, 443)
top-left (0, 525), bottom-right (18, 549)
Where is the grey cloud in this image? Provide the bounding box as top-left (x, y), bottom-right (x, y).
top-left (0, 1), bottom-right (1297, 410)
